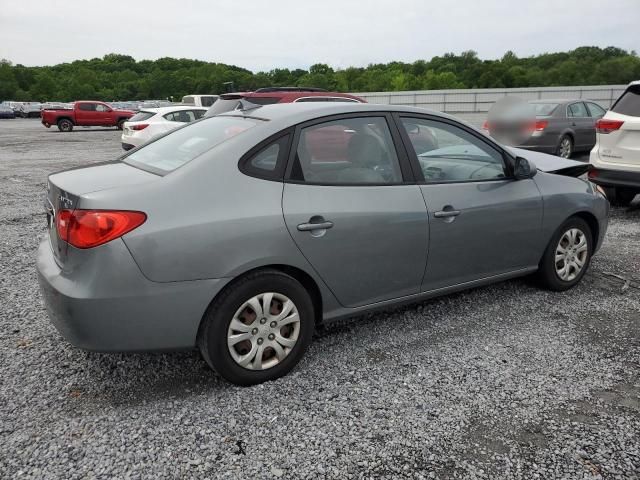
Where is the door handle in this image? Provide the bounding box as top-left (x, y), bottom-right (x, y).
top-left (297, 220), bottom-right (334, 231)
top-left (434, 209), bottom-right (461, 218)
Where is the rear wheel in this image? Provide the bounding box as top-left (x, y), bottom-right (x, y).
top-left (536, 217), bottom-right (592, 291)
top-left (605, 187), bottom-right (638, 207)
top-left (57, 119), bottom-right (73, 132)
top-left (556, 135), bottom-right (573, 158)
top-left (198, 270), bottom-right (315, 386)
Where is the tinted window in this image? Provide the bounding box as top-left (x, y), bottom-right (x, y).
top-left (291, 117), bottom-right (402, 184)
top-left (129, 111), bottom-right (155, 122)
top-left (531, 103), bottom-right (559, 116)
top-left (200, 96), bottom-right (217, 107)
top-left (193, 109), bottom-right (206, 119)
top-left (586, 102), bottom-right (606, 117)
top-left (164, 110), bottom-right (197, 122)
top-left (611, 85), bottom-right (640, 116)
top-left (246, 97), bottom-right (280, 105)
top-left (401, 118), bottom-right (506, 182)
top-left (78, 103), bottom-right (96, 111)
top-left (125, 116), bottom-right (259, 174)
top-left (242, 134), bottom-right (291, 179)
top-left (568, 102), bottom-right (588, 117)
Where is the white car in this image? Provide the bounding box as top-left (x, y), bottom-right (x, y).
top-left (589, 81), bottom-right (640, 206)
top-left (121, 106), bottom-right (207, 150)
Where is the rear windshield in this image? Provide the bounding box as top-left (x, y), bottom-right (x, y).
top-left (128, 111), bottom-right (155, 122)
top-left (611, 85), bottom-right (640, 116)
top-left (531, 103), bottom-right (559, 116)
top-left (124, 116), bottom-right (259, 174)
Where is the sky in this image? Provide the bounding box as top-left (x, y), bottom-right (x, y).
top-left (1, 0), bottom-right (638, 71)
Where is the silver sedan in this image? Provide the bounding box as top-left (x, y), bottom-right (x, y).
top-left (37, 103), bottom-right (609, 385)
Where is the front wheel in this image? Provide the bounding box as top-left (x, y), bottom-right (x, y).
top-left (198, 270), bottom-right (315, 386)
top-left (536, 217), bottom-right (592, 291)
top-left (116, 119), bottom-right (126, 130)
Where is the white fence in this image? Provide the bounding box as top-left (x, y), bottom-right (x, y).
top-left (352, 85), bottom-right (627, 126)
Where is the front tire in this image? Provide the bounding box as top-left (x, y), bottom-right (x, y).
top-left (536, 217), bottom-right (592, 291)
top-left (116, 119), bottom-right (126, 130)
top-left (198, 270), bottom-right (315, 386)
top-left (556, 135), bottom-right (573, 159)
top-left (57, 119), bottom-right (73, 132)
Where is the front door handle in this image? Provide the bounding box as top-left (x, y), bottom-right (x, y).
top-left (297, 220), bottom-right (334, 231)
top-left (434, 209), bottom-right (461, 218)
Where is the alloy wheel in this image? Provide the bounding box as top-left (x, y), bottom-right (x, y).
top-left (555, 228), bottom-right (588, 281)
top-left (558, 137), bottom-right (572, 158)
top-left (227, 292), bottom-right (300, 370)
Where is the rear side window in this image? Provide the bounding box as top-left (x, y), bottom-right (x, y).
top-left (124, 116), bottom-right (260, 174)
top-left (164, 110), bottom-right (197, 122)
top-left (568, 103), bottom-right (588, 117)
top-left (611, 85), bottom-right (640, 116)
top-left (129, 111), bottom-right (155, 122)
top-left (240, 134), bottom-right (291, 180)
top-left (78, 103), bottom-right (97, 111)
top-left (193, 109), bottom-right (206, 119)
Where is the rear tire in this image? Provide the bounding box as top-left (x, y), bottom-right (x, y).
top-left (197, 270), bottom-right (315, 386)
top-left (536, 217), bottom-right (592, 291)
top-left (57, 119), bottom-right (73, 132)
top-left (556, 135), bottom-right (573, 159)
top-left (605, 187), bottom-right (638, 207)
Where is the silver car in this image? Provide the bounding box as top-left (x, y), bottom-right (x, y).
top-left (37, 103), bottom-right (609, 385)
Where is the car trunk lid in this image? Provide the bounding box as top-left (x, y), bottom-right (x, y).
top-left (594, 111), bottom-right (640, 168)
top-left (46, 162), bottom-right (159, 265)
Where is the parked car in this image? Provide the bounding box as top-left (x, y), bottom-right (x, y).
top-left (2, 101), bottom-right (23, 113)
top-left (484, 99), bottom-right (606, 158)
top-left (37, 103), bottom-right (608, 385)
top-left (41, 102), bottom-right (73, 111)
top-left (589, 81), bottom-right (640, 206)
top-left (41, 101), bottom-right (135, 131)
top-left (17, 102), bottom-right (42, 118)
top-left (0, 104), bottom-right (16, 118)
top-left (205, 87), bottom-right (365, 116)
top-left (121, 106), bottom-right (207, 150)
top-left (182, 94), bottom-right (219, 108)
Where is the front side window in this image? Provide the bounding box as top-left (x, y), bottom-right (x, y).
top-left (400, 118), bottom-right (506, 183)
top-left (290, 116), bottom-right (403, 184)
top-left (568, 102), bottom-right (588, 118)
top-left (95, 104), bottom-right (109, 112)
top-left (125, 116), bottom-right (260, 174)
top-left (586, 102), bottom-right (606, 117)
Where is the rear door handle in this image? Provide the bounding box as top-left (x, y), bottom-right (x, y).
top-left (297, 221), bottom-right (334, 231)
top-left (434, 210), bottom-right (461, 218)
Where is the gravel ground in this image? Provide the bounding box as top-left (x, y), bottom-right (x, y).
top-left (0, 118), bottom-right (638, 479)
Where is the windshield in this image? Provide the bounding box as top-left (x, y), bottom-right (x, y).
top-left (612, 85), bottom-right (640, 117)
top-left (531, 103), bottom-right (559, 116)
top-left (124, 116), bottom-right (260, 174)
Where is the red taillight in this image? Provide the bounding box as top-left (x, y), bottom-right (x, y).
top-left (596, 119), bottom-right (624, 134)
top-left (132, 123), bottom-right (149, 131)
top-left (482, 120), bottom-right (489, 130)
top-left (524, 120), bottom-right (548, 132)
top-left (56, 209), bottom-right (146, 248)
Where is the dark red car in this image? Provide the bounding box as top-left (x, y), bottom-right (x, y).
top-left (205, 87), bottom-right (365, 116)
top-left (41, 101), bottom-right (135, 132)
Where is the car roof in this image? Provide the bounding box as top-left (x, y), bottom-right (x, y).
top-left (219, 102), bottom-right (461, 126)
top-left (140, 105), bottom-right (207, 114)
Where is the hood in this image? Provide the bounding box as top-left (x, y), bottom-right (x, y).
top-left (114, 109), bottom-right (136, 114)
top-left (507, 147), bottom-right (590, 176)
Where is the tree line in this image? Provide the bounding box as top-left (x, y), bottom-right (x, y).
top-left (1, 46), bottom-right (639, 103)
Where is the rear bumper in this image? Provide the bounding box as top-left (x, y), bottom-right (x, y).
top-left (588, 167), bottom-right (640, 189)
top-left (36, 238), bottom-right (229, 352)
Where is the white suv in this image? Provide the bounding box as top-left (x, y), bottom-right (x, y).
top-left (589, 81), bottom-right (640, 206)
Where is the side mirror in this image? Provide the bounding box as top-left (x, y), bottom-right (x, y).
top-left (513, 156), bottom-right (537, 180)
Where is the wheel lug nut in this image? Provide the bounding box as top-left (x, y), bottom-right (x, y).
top-left (257, 338), bottom-right (264, 345)
top-left (260, 318), bottom-right (267, 324)
top-left (270, 321), bottom-right (277, 328)
top-left (268, 333), bottom-right (275, 341)
top-left (251, 328), bottom-right (258, 335)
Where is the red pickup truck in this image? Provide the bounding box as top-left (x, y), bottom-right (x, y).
top-left (41, 101), bottom-right (135, 132)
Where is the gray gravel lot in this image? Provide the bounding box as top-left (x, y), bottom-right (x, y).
top-left (0, 118), bottom-right (638, 479)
